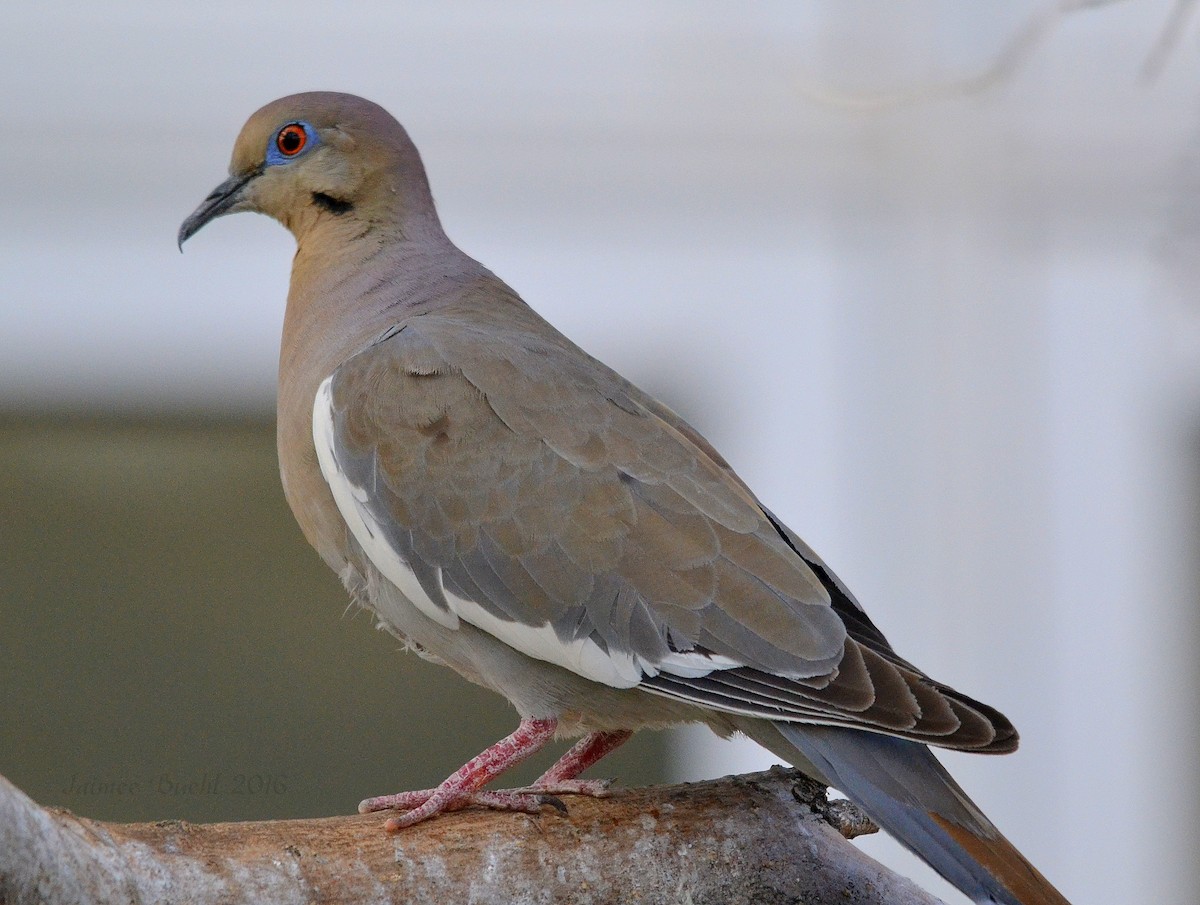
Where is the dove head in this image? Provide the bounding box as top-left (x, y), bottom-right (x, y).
top-left (179, 92), bottom-right (439, 248)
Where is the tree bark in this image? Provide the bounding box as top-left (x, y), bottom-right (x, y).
top-left (0, 767), bottom-right (943, 905)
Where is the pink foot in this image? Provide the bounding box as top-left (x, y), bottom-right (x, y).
top-left (527, 778), bottom-right (614, 797)
top-left (359, 787), bottom-right (562, 816)
top-left (361, 721), bottom-right (633, 832)
top-left (362, 717), bottom-right (559, 832)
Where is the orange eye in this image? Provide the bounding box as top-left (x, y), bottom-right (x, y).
top-left (276, 124), bottom-right (308, 157)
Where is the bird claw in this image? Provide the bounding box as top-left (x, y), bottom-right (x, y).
top-left (361, 778), bottom-right (616, 830)
top-left (514, 778), bottom-right (615, 798)
top-left (361, 722), bottom-right (627, 831)
top-left (537, 793), bottom-right (569, 814)
top-left (372, 789), bottom-right (560, 831)
top-left (359, 789), bottom-right (435, 814)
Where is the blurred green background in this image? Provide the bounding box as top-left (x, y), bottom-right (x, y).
top-left (0, 415), bottom-right (666, 823)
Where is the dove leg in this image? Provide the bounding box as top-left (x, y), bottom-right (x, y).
top-left (528, 729), bottom-right (632, 796)
top-left (360, 717), bottom-right (562, 831)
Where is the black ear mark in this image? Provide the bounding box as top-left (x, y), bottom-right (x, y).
top-left (312, 192), bottom-right (353, 215)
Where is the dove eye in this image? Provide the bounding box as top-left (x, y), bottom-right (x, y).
top-left (277, 124), bottom-right (307, 155)
top-left (267, 122), bottom-right (318, 165)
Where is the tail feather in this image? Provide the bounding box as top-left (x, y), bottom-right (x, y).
top-left (770, 722), bottom-right (1071, 905)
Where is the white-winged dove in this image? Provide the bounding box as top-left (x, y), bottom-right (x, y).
top-left (180, 93), bottom-right (1071, 905)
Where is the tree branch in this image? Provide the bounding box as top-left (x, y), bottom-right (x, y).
top-left (0, 767), bottom-right (943, 904)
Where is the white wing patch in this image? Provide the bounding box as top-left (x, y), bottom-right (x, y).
top-left (448, 595), bottom-right (643, 688)
top-left (314, 377), bottom-right (460, 630)
top-left (313, 376), bottom-right (742, 689)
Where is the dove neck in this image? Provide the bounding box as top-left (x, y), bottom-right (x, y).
top-left (280, 223), bottom-right (490, 407)
top-left (291, 221), bottom-right (486, 321)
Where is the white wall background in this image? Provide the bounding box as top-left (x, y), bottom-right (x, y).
top-left (3, 3), bottom-right (1198, 902)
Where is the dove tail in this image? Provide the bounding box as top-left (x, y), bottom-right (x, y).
top-left (770, 722), bottom-right (1072, 905)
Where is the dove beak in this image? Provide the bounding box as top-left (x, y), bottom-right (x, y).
top-left (178, 166), bottom-right (262, 249)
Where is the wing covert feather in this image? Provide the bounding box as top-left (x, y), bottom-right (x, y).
top-left (321, 308), bottom-right (1016, 751)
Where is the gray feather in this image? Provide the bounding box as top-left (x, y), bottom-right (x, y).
top-left (775, 723), bottom-right (1062, 905)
